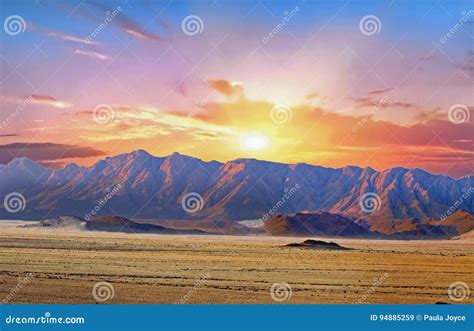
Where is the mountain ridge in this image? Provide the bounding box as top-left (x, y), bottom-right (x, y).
top-left (5, 150), bottom-right (470, 181)
top-left (0, 150), bottom-right (472, 222)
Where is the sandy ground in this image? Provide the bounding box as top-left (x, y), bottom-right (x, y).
top-left (0, 221), bottom-right (473, 304)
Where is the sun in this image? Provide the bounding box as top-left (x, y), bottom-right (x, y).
top-left (243, 133), bottom-right (269, 150)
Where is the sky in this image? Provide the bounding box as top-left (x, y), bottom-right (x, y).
top-left (0, 0), bottom-right (473, 177)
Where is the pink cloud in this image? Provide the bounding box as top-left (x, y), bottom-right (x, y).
top-left (1, 95), bottom-right (72, 109)
top-left (74, 49), bottom-right (110, 61)
top-left (28, 23), bottom-right (100, 46)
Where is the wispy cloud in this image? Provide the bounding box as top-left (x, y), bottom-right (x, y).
top-left (418, 55), bottom-right (439, 62)
top-left (68, 105), bottom-right (239, 142)
top-left (85, 2), bottom-right (165, 41)
top-left (29, 95), bottom-right (73, 109)
top-left (28, 23), bottom-right (100, 46)
top-left (367, 88), bottom-right (393, 96)
top-left (1, 95), bottom-right (73, 109)
top-left (379, 101), bottom-right (412, 109)
top-left (348, 94), bottom-right (412, 110)
top-left (74, 49), bottom-right (110, 61)
top-left (305, 92), bottom-right (320, 99)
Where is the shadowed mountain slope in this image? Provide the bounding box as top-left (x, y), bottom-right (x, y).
top-left (0, 151), bottom-right (472, 223)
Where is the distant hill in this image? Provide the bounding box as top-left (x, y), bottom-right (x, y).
top-left (86, 216), bottom-right (208, 234)
top-left (25, 210), bottom-right (474, 239)
top-left (366, 210), bottom-right (474, 238)
top-left (453, 229), bottom-right (474, 241)
top-left (0, 151), bottom-right (472, 224)
top-left (264, 210), bottom-right (474, 239)
top-left (285, 239), bottom-right (350, 250)
top-left (263, 211), bottom-right (379, 238)
top-left (35, 215), bottom-right (207, 235)
top-left (37, 216), bottom-right (87, 230)
top-left (425, 210), bottom-right (474, 235)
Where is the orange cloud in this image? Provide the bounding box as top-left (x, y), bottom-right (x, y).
top-left (208, 80), bottom-right (245, 101)
top-left (50, 99), bottom-right (474, 177)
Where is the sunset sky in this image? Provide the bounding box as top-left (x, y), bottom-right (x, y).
top-left (0, 0), bottom-right (473, 177)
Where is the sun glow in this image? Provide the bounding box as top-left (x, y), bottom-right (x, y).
top-left (243, 133), bottom-right (269, 150)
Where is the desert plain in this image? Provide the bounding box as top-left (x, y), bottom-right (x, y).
top-left (0, 221), bottom-right (473, 304)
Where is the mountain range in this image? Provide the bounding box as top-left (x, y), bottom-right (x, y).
top-left (0, 150), bottom-right (473, 229)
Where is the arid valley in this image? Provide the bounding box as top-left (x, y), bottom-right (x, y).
top-left (1, 221), bottom-right (472, 304)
